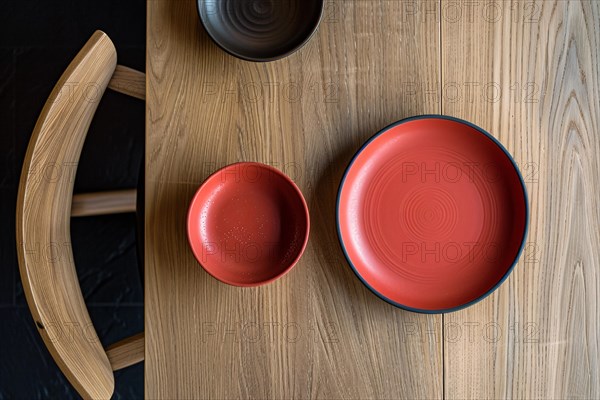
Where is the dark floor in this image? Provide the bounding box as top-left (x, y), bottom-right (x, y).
top-left (0, 1), bottom-right (146, 398)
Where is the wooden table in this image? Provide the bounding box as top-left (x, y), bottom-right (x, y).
top-left (146, 1), bottom-right (600, 398)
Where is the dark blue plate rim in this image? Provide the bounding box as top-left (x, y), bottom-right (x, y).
top-left (335, 114), bottom-right (530, 314)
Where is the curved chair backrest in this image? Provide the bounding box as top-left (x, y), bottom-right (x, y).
top-left (16, 31), bottom-right (135, 400)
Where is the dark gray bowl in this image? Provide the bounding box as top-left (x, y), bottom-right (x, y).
top-left (197, 0), bottom-right (324, 62)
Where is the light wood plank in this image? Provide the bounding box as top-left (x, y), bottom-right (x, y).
top-left (442, 1), bottom-right (600, 398)
top-left (146, 0), bottom-right (443, 398)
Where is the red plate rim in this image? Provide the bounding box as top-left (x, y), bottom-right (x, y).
top-left (336, 115), bottom-right (529, 313)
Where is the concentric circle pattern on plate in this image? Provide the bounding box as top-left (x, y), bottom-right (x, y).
top-left (198, 0), bottom-right (323, 61)
top-left (337, 116), bottom-right (528, 312)
top-left (400, 187), bottom-right (458, 244)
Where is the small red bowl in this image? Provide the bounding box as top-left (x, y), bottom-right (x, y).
top-left (188, 162), bottom-right (310, 287)
top-left (337, 115), bottom-right (528, 313)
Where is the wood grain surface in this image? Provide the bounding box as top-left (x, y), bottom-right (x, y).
top-left (16, 31), bottom-right (117, 400)
top-left (17, 30), bottom-right (147, 400)
top-left (441, 1), bottom-right (600, 399)
top-left (146, 0), bottom-right (442, 398)
top-left (146, 0), bottom-right (600, 398)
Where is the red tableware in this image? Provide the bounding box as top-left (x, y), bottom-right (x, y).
top-left (188, 162), bottom-right (310, 287)
top-left (337, 116), bottom-right (528, 313)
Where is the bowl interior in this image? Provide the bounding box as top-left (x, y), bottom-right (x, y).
top-left (188, 162), bottom-right (309, 286)
top-left (197, 0), bottom-right (323, 61)
top-left (337, 117), bottom-right (528, 312)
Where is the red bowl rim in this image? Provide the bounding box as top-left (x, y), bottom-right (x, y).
top-left (187, 161), bottom-right (310, 287)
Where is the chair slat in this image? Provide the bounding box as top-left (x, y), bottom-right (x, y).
top-left (106, 333), bottom-right (145, 371)
top-left (108, 65), bottom-right (145, 100)
top-left (71, 189), bottom-right (137, 217)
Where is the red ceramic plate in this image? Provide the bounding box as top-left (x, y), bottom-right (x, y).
top-left (188, 162), bottom-right (310, 286)
top-left (337, 116), bottom-right (528, 313)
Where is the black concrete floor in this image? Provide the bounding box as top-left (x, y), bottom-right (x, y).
top-left (0, 1), bottom-right (146, 398)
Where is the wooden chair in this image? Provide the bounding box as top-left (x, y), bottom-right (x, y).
top-left (16, 31), bottom-right (145, 400)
